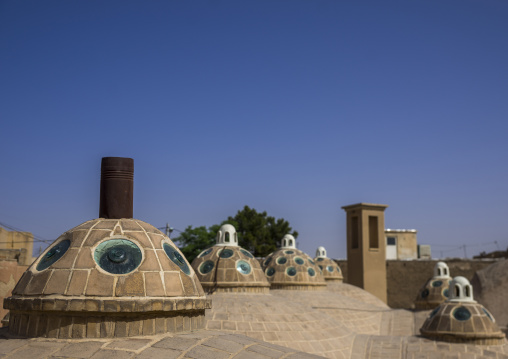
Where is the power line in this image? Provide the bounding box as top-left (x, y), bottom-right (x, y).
top-left (0, 221), bottom-right (53, 244)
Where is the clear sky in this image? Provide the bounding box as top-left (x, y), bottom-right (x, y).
top-left (1, 0), bottom-right (507, 259)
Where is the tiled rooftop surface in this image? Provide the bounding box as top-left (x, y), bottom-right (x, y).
top-left (0, 328), bottom-right (323, 359)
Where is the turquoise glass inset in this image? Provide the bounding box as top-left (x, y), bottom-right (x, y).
top-left (237, 260), bottom-right (252, 275)
top-left (219, 249), bottom-right (234, 258)
top-left (421, 289), bottom-right (429, 298)
top-left (200, 260), bottom-right (215, 274)
top-left (308, 259), bottom-right (315, 265)
top-left (336, 266), bottom-right (341, 273)
top-left (163, 243), bottom-right (191, 275)
top-left (286, 267), bottom-right (297, 276)
top-left (429, 306), bottom-right (440, 319)
top-left (240, 249), bottom-right (254, 258)
top-left (308, 267), bottom-right (316, 276)
top-left (317, 258), bottom-right (324, 262)
top-left (36, 239), bottom-right (71, 271)
top-left (198, 248), bottom-right (213, 258)
top-left (326, 265), bottom-right (334, 272)
top-left (266, 267), bottom-right (276, 276)
top-left (294, 257), bottom-right (304, 265)
top-left (95, 239), bottom-right (142, 275)
top-left (284, 250), bottom-right (294, 255)
top-left (277, 257), bottom-right (287, 265)
top-left (443, 288), bottom-right (449, 298)
top-left (482, 307), bottom-right (494, 322)
top-left (432, 280), bottom-right (443, 287)
top-left (453, 306), bottom-right (471, 321)
top-left (264, 256), bottom-right (272, 266)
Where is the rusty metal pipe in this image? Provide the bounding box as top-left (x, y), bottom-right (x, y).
top-left (99, 157), bottom-right (134, 219)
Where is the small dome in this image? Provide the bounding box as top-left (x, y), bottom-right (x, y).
top-left (5, 218), bottom-right (210, 338)
top-left (313, 246), bottom-right (343, 283)
top-left (414, 261), bottom-right (452, 310)
top-left (420, 276), bottom-right (505, 344)
top-left (281, 234), bottom-right (296, 249)
top-left (216, 224), bottom-right (238, 246)
top-left (262, 235), bottom-right (326, 290)
top-left (191, 225), bottom-right (269, 293)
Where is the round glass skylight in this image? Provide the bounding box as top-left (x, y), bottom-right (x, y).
top-left (236, 260), bottom-right (252, 275)
top-left (277, 257), bottom-right (287, 265)
top-left (432, 280), bottom-right (443, 287)
top-left (421, 289), bottom-right (429, 298)
top-left (200, 260), bottom-right (215, 274)
top-left (266, 267), bottom-right (276, 276)
top-left (429, 306), bottom-right (440, 319)
top-left (264, 257), bottom-right (272, 266)
top-left (482, 308), bottom-right (494, 322)
top-left (286, 267), bottom-right (297, 276)
top-left (95, 239), bottom-right (142, 275)
top-left (453, 306), bottom-right (471, 321)
top-left (326, 265), bottom-right (334, 272)
top-left (284, 250), bottom-right (294, 255)
top-left (163, 243), bottom-right (191, 275)
top-left (219, 248), bottom-right (234, 258)
top-left (308, 267), bottom-right (316, 276)
top-left (198, 248), bottom-right (213, 258)
top-left (37, 239), bottom-right (71, 271)
top-left (240, 249), bottom-right (254, 258)
top-left (294, 257), bottom-right (304, 265)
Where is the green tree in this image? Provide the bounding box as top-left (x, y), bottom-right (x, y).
top-left (174, 206), bottom-right (298, 262)
top-left (226, 206), bottom-right (298, 258)
top-left (173, 224), bottom-right (220, 263)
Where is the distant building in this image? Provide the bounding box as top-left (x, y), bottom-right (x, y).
top-left (385, 229), bottom-right (430, 260)
top-left (0, 226), bottom-right (33, 266)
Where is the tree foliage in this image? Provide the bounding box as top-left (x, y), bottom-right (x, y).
top-left (173, 206), bottom-right (298, 262)
top-left (226, 206), bottom-right (298, 258)
top-left (173, 224), bottom-right (220, 263)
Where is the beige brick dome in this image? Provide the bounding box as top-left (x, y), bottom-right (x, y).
top-left (4, 218), bottom-right (210, 338)
top-left (262, 235), bottom-right (326, 290)
top-left (414, 261), bottom-right (452, 310)
top-left (191, 225), bottom-right (269, 293)
top-left (314, 246), bottom-right (343, 282)
top-left (420, 277), bottom-right (505, 344)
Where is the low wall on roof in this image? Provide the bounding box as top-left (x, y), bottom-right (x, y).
top-left (334, 258), bottom-right (499, 309)
top-left (0, 260), bottom-right (28, 324)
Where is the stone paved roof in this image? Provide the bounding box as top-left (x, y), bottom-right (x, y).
top-left (0, 328), bottom-right (323, 359)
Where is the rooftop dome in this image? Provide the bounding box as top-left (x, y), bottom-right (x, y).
top-left (262, 235), bottom-right (326, 290)
top-left (4, 157), bottom-right (210, 338)
top-left (314, 246), bottom-right (343, 282)
top-left (190, 224), bottom-right (270, 293)
top-left (420, 276), bottom-right (505, 345)
top-left (414, 261), bottom-right (452, 310)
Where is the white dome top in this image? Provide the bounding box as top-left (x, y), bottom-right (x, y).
top-left (280, 234), bottom-right (296, 249)
top-left (434, 261), bottom-right (451, 278)
top-left (316, 246), bottom-right (327, 258)
top-left (449, 276), bottom-right (475, 303)
top-left (216, 224), bottom-right (238, 246)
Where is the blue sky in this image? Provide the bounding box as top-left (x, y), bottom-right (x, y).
top-left (1, 0), bottom-right (507, 259)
